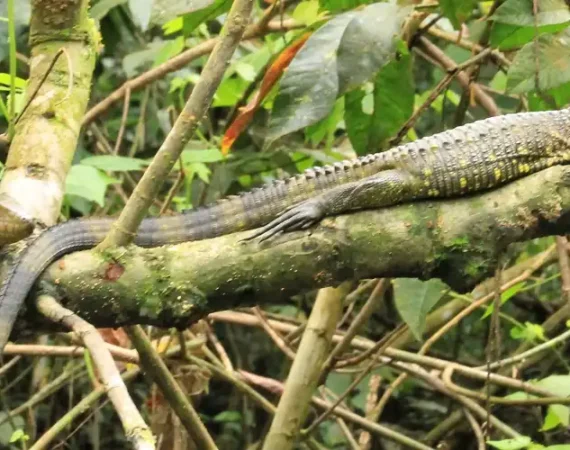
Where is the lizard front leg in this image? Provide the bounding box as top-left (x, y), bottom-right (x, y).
top-left (246, 169), bottom-right (423, 242)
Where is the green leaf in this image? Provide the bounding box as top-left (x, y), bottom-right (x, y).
top-left (534, 374), bottom-right (570, 397)
top-left (128, 0), bottom-right (154, 30)
top-left (492, 0), bottom-right (570, 27)
top-left (305, 97), bottom-right (344, 146)
top-left (292, 0), bottom-right (322, 26)
top-left (542, 404), bottom-right (570, 431)
top-left (213, 410), bottom-right (241, 423)
top-left (393, 278), bottom-right (447, 341)
top-left (510, 322), bottom-right (546, 342)
top-left (181, 148), bottom-right (224, 163)
top-left (185, 162), bottom-right (211, 183)
top-left (440, 0), bottom-right (477, 29)
top-left (487, 436), bottom-right (532, 450)
top-left (507, 29), bottom-right (570, 93)
top-left (545, 446), bottom-right (570, 450)
top-left (492, 22), bottom-right (570, 51)
top-left (336, 3), bottom-right (412, 95)
top-left (482, 281), bottom-right (526, 319)
top-left (345, 46), bottom-right (414, 154)
top-left (153, 36), bottom-right (184, 67)
top-left (0, 73), bottom-right (26, 89)
top-left (9, 429), bottom-right (29, 443)
top-left (182, 0), bottom-right (231, 35)
top-left (213, 77), bottom-right (248, 107)
top-left (319, 0), bottom-right (374, 13)
top-left (490, 0), bottom-right (570, 50)
top-left (81, 155), bottom-right (148, 171)
top-left (268, 3), bottom-right (410, 142)
top-left (65, 165), bottom-right (118, 206)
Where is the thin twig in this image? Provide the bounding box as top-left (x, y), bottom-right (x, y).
top-left (15, 49), bottom-right (64, 126)
top-left (36, 295), bottom-right (154, 450)
top-left (113, 86), bottom-right (131, 155)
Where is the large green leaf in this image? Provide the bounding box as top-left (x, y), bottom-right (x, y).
top-left (492, 0), bottom-right (570, 27)
top-left (336, 3), bottom-right (411, 95)
top-left (344, 46), bottom-right (413, 154)
top-left (490, 0), bottom-right (570, 50)
top-left (268, 2), bottom-right (410, 142)
top-left (507, 29), bottom-right (570, 93)
top-left (393, 278), bottom-right (447, 341)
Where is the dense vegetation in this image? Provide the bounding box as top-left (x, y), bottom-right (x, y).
top-left (2, 0), bottom-right (570, 449)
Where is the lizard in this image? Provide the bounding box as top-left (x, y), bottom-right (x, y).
top-left (1, 108), bottom-right (570, 356)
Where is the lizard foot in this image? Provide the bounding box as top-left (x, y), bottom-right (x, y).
top-left (243, 199), bottom-right (325, 243)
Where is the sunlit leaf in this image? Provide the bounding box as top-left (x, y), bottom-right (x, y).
top-left (65, 165), bottom-right (118, 206)
top-left (534, 374), bottom-right (570, 397)
top-left (487, 436), bottom-right (532, 450)
top-left (541, 404), bottom-right (569, 431)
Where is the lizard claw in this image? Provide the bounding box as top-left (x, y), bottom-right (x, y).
top-left (243, 199), bottom-right (324, 243)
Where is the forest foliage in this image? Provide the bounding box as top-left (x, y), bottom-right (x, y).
top-left (2, 0), bottom-right (570, 449)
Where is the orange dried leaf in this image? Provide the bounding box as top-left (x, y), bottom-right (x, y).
top-left (221, 33), bottom-right (311, 155)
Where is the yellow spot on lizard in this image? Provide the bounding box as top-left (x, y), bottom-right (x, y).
top-left (518, 147), bottom-right (529, 155)
top-left (423, 168), bottom-right (433, 177)
top-left (459, 159), bottom-right (467, 168)
top-left (517, 163), bottom-right (530, 173)
top-left (494, 168), bottom-right (501, 181)
top-left (460, 177), bottom-right (467, 189)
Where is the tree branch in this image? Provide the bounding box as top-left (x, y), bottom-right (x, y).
top-left (17, 165), bottom-right (570, 332)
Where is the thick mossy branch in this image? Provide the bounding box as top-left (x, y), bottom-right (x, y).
top-left (27, 166), bottom-right (570, 330)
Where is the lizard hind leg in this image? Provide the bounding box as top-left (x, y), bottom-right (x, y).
top-left (245, 169), bottom-right (422, 243)
top-left (243, 197), bottom-right (326, 242)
